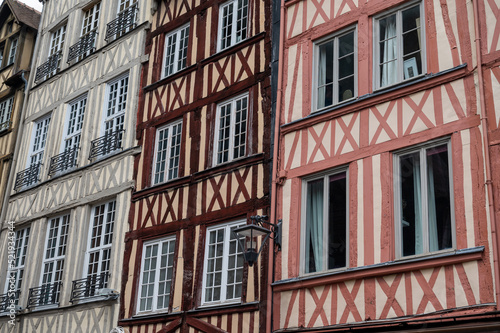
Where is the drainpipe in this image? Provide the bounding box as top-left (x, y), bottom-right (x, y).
top-left (267, 0), bottom-right (286, 331)
top-left (472, 0), bottom-right (500, 306)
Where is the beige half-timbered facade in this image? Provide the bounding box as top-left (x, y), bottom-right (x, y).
top-left (271, 0), bottom-right (500, 330)
top-left (0, 0), bottom-right (39, 228)
top-left (0, 0), bottom-right (151, 332)
top-left (118, 0), bottom-right (273, 331)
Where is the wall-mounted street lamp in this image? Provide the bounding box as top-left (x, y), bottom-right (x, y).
top-left (232, 215), bottom-right (281, 267)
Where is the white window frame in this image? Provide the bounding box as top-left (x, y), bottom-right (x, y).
top-left (201, 220), bottom-right (245, 306)
top-left (137, 236), bottom-right (176, 313)
top-left (84, 200), bottom-right (116, 282)
top-left (313, 27), bottom-right (357, 111)
top-left (213, 93), bottom-right (249, 166)
top-left (39, 214), bottom-right (70, 304)
top-left (82, 2), bottom-right (101, 36)
top-left (217, 0), bottom-right (249, 51)
top-left (118, 0), bottom-right (137, 12)
top-left (49, 24), bottom-right (66, 57)
top-left (4, 227), bottom-right (30, 295)
top-left (62, 94), bottom-right (87, 153)
top-left (0, 96), bottom-right (14, 131)
top-left (152, 120), bottom-right (183, 185)
top-left (374, 1), bottom-right (425, 90)
top-left (27, 114), bottom-right (51, 168)
top-left (300, 168), bottom-right (349, 275)
top-left (393, 139), bottom-right (455, 258)
top-left (7, 37), bottom-right (17, 65)
top-left (162, 24), bottom-right (190, 78)
top-left (102, 74), bottom-right (128, 137)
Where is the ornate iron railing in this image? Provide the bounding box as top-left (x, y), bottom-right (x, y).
top-left (27, 282), bottom-right (61, 309)
top-left (0, 120), bottom-right (11, 132)
top-left (14, 163), bottom-right (41, 191)
top-left (105, 4), bottom-right (138, 42)
top-left (88, 130), bottom-right (124, 160)
top-left (35, 51), bottom-right (62, 82)
top-left (0, 291), bottom-right (20, 312)
top-left (67, 30), bottom-right (97, 64)
top-left (48, 147), bottom-right (79, 177)
top-left (70, 273), bottom-right (109, 302)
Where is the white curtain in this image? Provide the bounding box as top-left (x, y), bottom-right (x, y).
top-left (413, 156), bottom-right (423, 255)
top-left (427, 157), bottom-right (438, 252)
top-left (381, 17), bottom-right (397, 87)
top-left (306, 180), bottom-right (324, 273)
top-left (317, 46), bottom-right (327, 108)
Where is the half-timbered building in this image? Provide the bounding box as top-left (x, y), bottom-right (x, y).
top-left (0, 0), bottom-right (39, 226)
top-left (0, 0), bottom-right (151, 332)
top-left (118, 0), bottom-right (273, 331)
top-left (271, 0), bottom-right (500, 330)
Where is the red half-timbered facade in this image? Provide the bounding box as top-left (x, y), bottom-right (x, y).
top-left (119, 0), bottom-right (273, 331)
top-left (271, 0), bottom-right (500, 329)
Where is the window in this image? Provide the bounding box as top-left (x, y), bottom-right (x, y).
top-left (315, 28), bottom-right (356, 110)
top-left (0, 96), bottom-right (13, 132)
top-left (375, 3), bottom-right (423, 89)
top-left (153, 120), bottom-right (182, 185)
top-left (4, 227), bottom-right (30, 295)
top-left (302, 170), bottom-right (348, 274)
top-left (28, 115), bottom-right (51, 167)
top-left (0, 43), bottom-right (4, 66)
top-left (82, 3), bottom-right (100, 36)
top-left (40, 214), bottom-right (70, 305)
top-left (49, 24), bottom-right (66, 74)
top-left (60, 95), bottom-right (86, 167)
top-left (218, 0), bottom-right (248, 51)
top-left (85, 201), bottom-right (115, 288)
top-left (137, 237), bottom-right (176, 313)
top-left (163, 25), bottom-right (190, 78)
top-left (202, 221), bottom-right (244, 305)
top-left (104, 75), bottom-right (128, 137)
top-left (7, 37), bottom-right (17, 65)
top-left (394, 141), bottom-right (453, 258)
top-left (214, 94), bottom-right (248, 165)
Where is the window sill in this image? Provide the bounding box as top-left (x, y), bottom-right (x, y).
top-left (189, 300), bottom-right (259, 316)
top-left (272, 246), bottom-right (484, 292)
top-left (200, 33), bottom-right (265, 66)
top-left (281, 63), bottom-right (468, 135)
top-left (27, 303), bottom-right (59, 312)
top-left (143, 64), bottom-right (197, 92)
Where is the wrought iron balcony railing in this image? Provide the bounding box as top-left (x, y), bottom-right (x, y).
top-left (27, 282), bottom-right (61, 309)
top-left (0, 291), bottom-right (20, 312)
top-left (67, 30), bottom-right (98, 64)
top-left (48, 147), bottom-right (79, 177)
top-left (0, 120), bottom-right (11, 132)
top-left (88, 130), bottom-right (124, 160)
top-left (105, 4), bottom-right (138, 42)
top-left (70, 273), bottom-right (109, 303)
top-left (35, 51), bottom-right (62, 82)
top-left (14, 163), bottom-right (41, 191)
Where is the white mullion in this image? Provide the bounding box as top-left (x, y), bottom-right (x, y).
top-left (420, 147), bottom-right (429, 253)
top-left (333, 37), bottom-right (339, 106)
top-left (152, 243), bottom-right (161, 311)
top-left (322, 175), bottom-right (328, 271)
top-left (231, 0), bottom-right (237, 47)
top-left (173, 29), bottom-right (181, 73)
top-left (397, 10), bottom-right (404, 83)
top-left (228, 99), bottom-right (236, 162)
top-left (221, 226), bottom-right (229, 301)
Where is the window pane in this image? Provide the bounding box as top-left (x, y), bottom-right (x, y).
top-left (399, 152), bottom-right (422, 256)
top-left (317, 41), bottom-right (334, 109)
top-left (305, 178), bottom-right (324, 273)
top-left (328, 173), bottom-right (347, 269)
top-left (426, 145), bottom-right (452, 252)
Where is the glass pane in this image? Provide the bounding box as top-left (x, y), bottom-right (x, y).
top-left (400, 152), bottom-right (422, 256)
top-left (426, 145), bottom-right (452, 252)
top-left (328, 172), bottom-right (347, 269)
top-left (338, 76), bottom-right (355, 102)
top-left (305, 178), bottom-right (324, 273)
